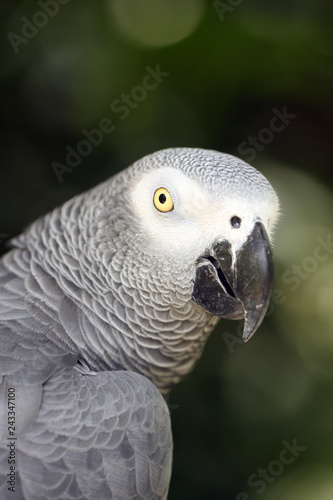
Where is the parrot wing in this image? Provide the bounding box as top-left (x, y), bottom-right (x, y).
top-left (14, 368), bottom-right (172, 500)
top-left (0, 252), bottom-right (172, 500)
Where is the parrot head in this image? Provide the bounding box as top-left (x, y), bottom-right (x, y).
top-left (124, 147), bottom-right (279, 342)
top-left (57, 147), bottom-right (280, 391)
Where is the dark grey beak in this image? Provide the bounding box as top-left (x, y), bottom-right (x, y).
top-left (192, 222), bottom-right (274, 341)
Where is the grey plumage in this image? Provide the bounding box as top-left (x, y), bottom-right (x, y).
top-left (0, 148), bottom-right (279, 499)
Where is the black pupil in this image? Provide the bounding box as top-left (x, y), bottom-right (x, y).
top-left (159, 193), bottom-right (167, 204)
top-left (231, 216), bottom-right (241, 228)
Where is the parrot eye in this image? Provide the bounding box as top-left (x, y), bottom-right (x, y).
top-left (153, 188), bottom-right (174, 213)
top-left (230, 216), bottom-right (241, 228)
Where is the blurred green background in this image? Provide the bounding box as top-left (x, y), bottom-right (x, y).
top-left (1, 1), bottom-right (333, 499)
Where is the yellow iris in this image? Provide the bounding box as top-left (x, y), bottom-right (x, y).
top-left (153, 188), bottom-right (174, 212)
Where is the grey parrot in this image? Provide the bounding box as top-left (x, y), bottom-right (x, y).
top-left (0, 148), bottom-right (279, 499)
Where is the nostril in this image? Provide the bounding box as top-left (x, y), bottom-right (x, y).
top-left (230, 216), bottom-right (241, 228)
